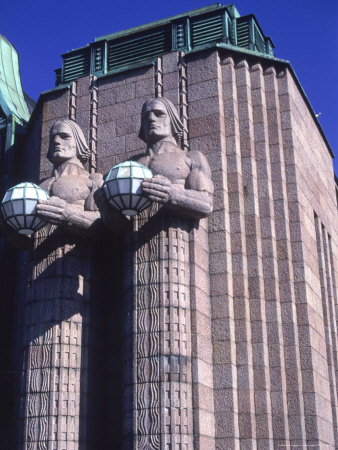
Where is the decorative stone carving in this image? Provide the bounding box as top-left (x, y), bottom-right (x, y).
top-left (123, 98), bottom-right (213, 449)
top-left (0, 120), bottom-right (105, 245)
top-left (36, 119), bottom-right (103, 234)
top-left (138, 97), bottom-right (213, 218)
top-left (15, 120), bottom-right (108, 449)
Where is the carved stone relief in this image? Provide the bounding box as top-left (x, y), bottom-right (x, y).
top-left (12, 119), bottom-right (106, 449)
top-left (123, 98), bottom-right (213, 448)
top-left (2, 99), bottom-right (213, 449)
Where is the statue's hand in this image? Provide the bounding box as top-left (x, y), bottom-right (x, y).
top-left (142, 175), bottom-right (172, 203)
top-left (36, 196), bottom-right (73, 225)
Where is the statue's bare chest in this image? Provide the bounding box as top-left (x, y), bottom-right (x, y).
top-left (149, 152), bottom-right (190, 184)
top-left (51, 175), bottom-right (91, 204)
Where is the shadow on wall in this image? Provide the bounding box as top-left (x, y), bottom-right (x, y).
top-left (12, 226), bottom-right (124, 448)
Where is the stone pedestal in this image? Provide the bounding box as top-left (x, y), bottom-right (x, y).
top-left (123, 205), bottom-right (194, 449)
top-left (18, 226), bottom-right (103, 449)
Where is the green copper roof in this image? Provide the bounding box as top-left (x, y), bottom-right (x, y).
top-left (55, 3), bottom-right (275, 86)
top-left (0, 35), bottom-right (30, 123)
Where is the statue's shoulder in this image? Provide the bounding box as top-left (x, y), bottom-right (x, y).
top-left (133, 153), bottom-right (150, 167)
top-left (39, 177), bottom-right (54, 192)
top-left (187, 150), bottom-right (211, 172)
top-left (186, 151), bottom-right (213, 194)
top-left (89, 172), bottom-right (104, 188)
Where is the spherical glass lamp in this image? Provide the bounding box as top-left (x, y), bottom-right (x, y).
top-left (103, 161), bottom-right (153, 216)
top-left (1, 182), bottom-right (49, 235)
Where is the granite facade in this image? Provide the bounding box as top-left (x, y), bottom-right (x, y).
top-left (3, 47), bottom-right (337, 448)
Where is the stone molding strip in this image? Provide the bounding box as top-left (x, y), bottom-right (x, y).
top-left (155, 57), bottom-right (163, 98)
top-left (69, 81), bottom-right (77, 121)
top-left (178, 52), bottom-right (189, 151)
top-left (89, 75), bottom-right (98, 173)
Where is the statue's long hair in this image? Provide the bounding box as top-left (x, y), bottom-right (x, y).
top-left (138, 97), bottom-right (185, 145)
top-left (48, 119), bottom-right (90, 164)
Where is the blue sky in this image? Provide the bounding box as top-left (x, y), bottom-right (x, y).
top-left (2, 0), bottom-right (337, 173)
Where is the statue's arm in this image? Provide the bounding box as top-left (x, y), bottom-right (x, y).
top-left (175, 150), bottom-right (213, 216)
top-left (170, 184), bottom-right (212, 217)
top-left (37, 173), bottom-right (126, 235)
top-left (36, 174), bottom-right (103, 237)
top-left (37, 196), bottom-right (101, 228)
top-left (142, 151), bottom-right (214, 219)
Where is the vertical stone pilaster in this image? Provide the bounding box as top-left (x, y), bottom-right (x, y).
top-left (19, 227), bottom-right (103, 449)
top-left (266, 67), bottom-right (307, 446)
top-left (250, 62), bottom-right (288, 448)
top-left (75, 76), bottom-right (92, 148)
top-left (314, 216), bottom-right (338, 447)
top-left (328, 237), bottom-right (338, 348)
top-left (207, 54), bottom-right (239, 449)
top-left (162, 52), bottom-right (179, 110)
top-left (231, 58), bottom-right (258, 447)
top-left (123, 207), bottom-right (194, 449)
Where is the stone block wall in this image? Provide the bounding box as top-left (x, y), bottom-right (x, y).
top-left (185, 48), bottom-right (337, 448)
top-left (12, 47), bottom-right (337, 448)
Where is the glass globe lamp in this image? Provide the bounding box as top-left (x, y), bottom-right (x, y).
top-left (1, 182), bottom-right (49, 235)
top-left (103, 161), bottom-right (153, 216)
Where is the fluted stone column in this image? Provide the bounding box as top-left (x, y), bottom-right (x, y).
top-left (123, 205), bottom-right (194, 449)
top-left (18, 226), bottom-right (103, 449)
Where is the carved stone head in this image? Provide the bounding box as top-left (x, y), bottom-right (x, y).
top-left (48, 119), bottom-right (90, 166)
top-left (139, 97), bottom-right (184, 145)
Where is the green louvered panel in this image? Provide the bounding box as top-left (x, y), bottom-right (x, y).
top-left (227, 16), bottom-right (236, 45)
top-left (94, 46), bottom-right (104, 72)
top-left (191, 14), bottom-right (224, 46)
top-left (108, 26), bottom-right (171, 70)
top-left (236, 20), bottom-right (250, 48)
top-left (266, 40), bottom-right (274, 56)
top-left (176, 22), bottom-right (186, 48)
top-left (63, 49), bottom-right (90, 82)
top-left (254, 24), bottom-right (265, 53)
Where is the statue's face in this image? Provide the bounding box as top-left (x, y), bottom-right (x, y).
top-left (49, 122), bottom-right (78, 164)
top-left (142, 100), bottom-right (172, 143)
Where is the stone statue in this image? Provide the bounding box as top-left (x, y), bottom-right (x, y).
top-left (1, 119), bottom-right (122, 243)
top-left (0, 121), bottom-right (99, 247)
top-left (36, 119), bottom-right (103, 234)
top-left (122, 98), bottom-right (214, 448)
top-left (0, 120), bottom-right (119, 448)
top-left (138, 97), bottom-right (213, 218)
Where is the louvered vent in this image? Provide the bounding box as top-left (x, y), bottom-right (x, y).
top-left (236, 20), bottom-right (250, 48)
top-left (94, 46), bottom-right (104, 72)
top-left (191, 13), bottom-right (224, 47)
top-left (227, 16), bottom-right (236, 45)
top-left (254, 24), bottom-right (265, 53)
top-left (176, 22), bottom-right (186, 48)
top-left (63, 49), bottom-right (90, 83)
top-left (266, 40), bottom-right (274, 56)
top-left (108, 26), bottom-right (171, 71)
top-left (56, 6), bottom-right (276, 86)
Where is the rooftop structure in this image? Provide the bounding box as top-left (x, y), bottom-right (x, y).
top-left (55, 3), bottom-right (275, 86)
